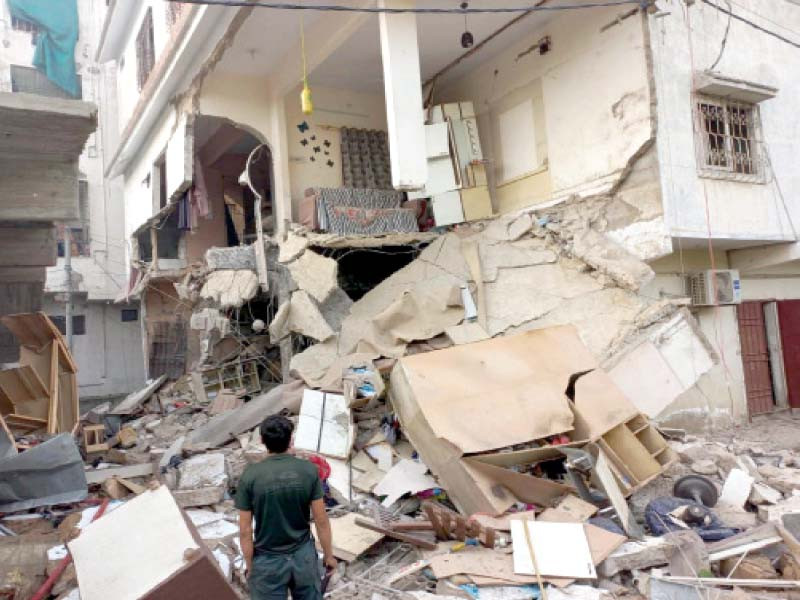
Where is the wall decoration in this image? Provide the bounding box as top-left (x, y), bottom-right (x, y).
top-left (297, 121), bottom-right (309, 133)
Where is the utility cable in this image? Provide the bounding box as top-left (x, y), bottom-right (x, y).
top-left (700, 0), bottom-right (800, 49)
top-left (708, 0), bottom-right (732, 70)
top-left (166, 0), bottom-right (646, 15)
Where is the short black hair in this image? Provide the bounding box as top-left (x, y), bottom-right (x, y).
top-left (260, 414), bottom-right (294, 453)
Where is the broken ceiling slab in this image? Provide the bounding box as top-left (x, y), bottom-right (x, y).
top-left (570, 228), bottom-right (655, 290)
top-left (200, 269), bottom-right (259, 308)
top-left (0, 433), bottom-right (87, 512)
top-left (110, 375), bottom-right (167, 415)
top-left (278, 232), bottom-right (309, 263)
top-left (373, 459), bottom-right (438, 507)
top-left (269, 291), bottom-right (334, 343)
top-left (478, 238), bottom-right (557, 283)
top-left (187, 380), bottom-right (305, 448)
top-left (302, 230), bottom-right (439, 249)
top-left (68, 486), bottom-right (237, 600)
top-left (287, 250), bottom-right (339, 303)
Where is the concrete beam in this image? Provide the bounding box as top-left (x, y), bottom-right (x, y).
top-left (0, 92), bottom-right (96, 159)
top-left (378, 0), bottom-right (427, 190)
top-left (0, 159), bottom-right (79, 222)
top-left (0, 226), bottom-right (57, 267)
top-left (728, 241), bottom-right (800, 274)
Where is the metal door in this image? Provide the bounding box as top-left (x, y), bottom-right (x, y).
top-left (737, 301), bottom-right (775, 416)
top-left (777, 300), bottom-right (800, 409)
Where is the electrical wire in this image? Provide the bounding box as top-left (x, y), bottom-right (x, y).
top-left (708, 0), bottom-right (732, 70)
top-left (166, 0), bottom-right (646, 14)
top-left (700, 0), bottom-right (800, 49)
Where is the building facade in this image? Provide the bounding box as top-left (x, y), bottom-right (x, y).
top-left (0, 0), bottom-right (145, 400)
top-left (97, 0), bottom-right (800, 429)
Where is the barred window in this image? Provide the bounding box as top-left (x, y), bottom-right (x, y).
top-left (136, 8), bottom-right (155, 91)
top-left (696, 97), bottom-right (763, 181)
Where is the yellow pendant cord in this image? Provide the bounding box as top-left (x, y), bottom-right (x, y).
top-left (300, 12), bottom-right (313, 115)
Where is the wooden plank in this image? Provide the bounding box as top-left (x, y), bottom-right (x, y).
top-left (708, 537), bottom-right (783, 561)
top-left (354, 517), bottom-right (437, 550)
top-left (47, 341), bottom-right (59, 434)
top-left (654, 576), bottom-right (800, 589)
top-left (593, 448), bottom-right (643, 539)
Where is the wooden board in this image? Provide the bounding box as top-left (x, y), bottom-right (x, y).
top-left (312, 513), bottom-right (384, 561)
top-left (538, 495), bottom-right (598, 523)
top-left (510, 521), bottom-right (596, 579)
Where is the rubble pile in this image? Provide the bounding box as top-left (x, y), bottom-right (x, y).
top-left (1, 315), bottom-right (799, 600)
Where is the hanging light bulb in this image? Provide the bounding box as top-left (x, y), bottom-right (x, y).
top-left (300, 14), bottom-right (313, 115)
top-left (461, 2), bottom-right (474, 49)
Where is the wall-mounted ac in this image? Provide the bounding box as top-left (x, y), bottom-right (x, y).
top-left (687, 270), bottom-right (742, 306)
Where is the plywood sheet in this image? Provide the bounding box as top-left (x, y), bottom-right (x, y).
top-left (395, 326), bottom-right (595, 455)
top-left (510, 521), bottom-right (596, 579)
top-left (374, 459), bottom-right (437, 506)
top-left (572, 370), bottom-right (640, 439)
top-left (68, 487), bottom-right (200, 600)
top-left (312, 513), bottom-right (383, 561)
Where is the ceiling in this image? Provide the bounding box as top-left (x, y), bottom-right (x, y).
top-left (216, 0), bottom-right (610, 94)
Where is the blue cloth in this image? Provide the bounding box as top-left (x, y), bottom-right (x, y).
top-left (645, 497), bottom-right (739, 542)
top-left (7, 0), bottom-right (80, 97)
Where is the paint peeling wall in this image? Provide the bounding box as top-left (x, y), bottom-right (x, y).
top-left (650, 1), bottom-right (800, 244)
top-left (439, 6), bottom-right (655, 210)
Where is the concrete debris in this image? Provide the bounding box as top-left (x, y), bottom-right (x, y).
top-left (4, 221), bottom-right (799, 600)
top-left (287, 249), bottom-right (339, 303)
top-left (200, 269), bottom-right (259, 308)
top-left (205, 244), bottom-right (257, 271)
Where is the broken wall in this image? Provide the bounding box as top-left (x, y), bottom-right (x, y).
top-left (439, 6), bottom-right (657, 220)
top-left (143, 280), bottom-right (198, 379)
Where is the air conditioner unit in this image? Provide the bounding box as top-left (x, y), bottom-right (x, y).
top-left (688, 269), bottom-right (742, 306)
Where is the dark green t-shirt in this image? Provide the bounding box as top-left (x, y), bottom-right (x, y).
top-left (235, 454), bottom-right (323, 555)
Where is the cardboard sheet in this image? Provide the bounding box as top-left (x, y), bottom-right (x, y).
top-left (374, 459), bottom-right (437, 506)
top-left (511, 521), bottom-right (596, 579)
top-left (312, 513), bottom-right (383, 561)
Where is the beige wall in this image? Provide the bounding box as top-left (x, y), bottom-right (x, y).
top-left (283, 84), bottom-right (387, 218)
top-left (439, 7), bottom-right (653, 213)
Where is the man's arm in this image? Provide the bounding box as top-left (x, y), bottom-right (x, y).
top-left (239, 510), bottom-right (255, 575)
top-left (310, 498), bottom-right (337, 570)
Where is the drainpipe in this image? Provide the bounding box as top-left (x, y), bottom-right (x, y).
top-left (64, 226), bottom-right (74, 352)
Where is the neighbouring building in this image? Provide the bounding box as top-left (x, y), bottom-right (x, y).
top-left (96, 0), bottom-right (800, 431)
top-left (0, 0), bottom-right (145, 401)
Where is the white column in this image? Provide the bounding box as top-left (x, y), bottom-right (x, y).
top-left (378, 0), bottom-right (427, 190)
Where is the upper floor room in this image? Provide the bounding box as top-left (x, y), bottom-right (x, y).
top-left (100, 0), bottom-right (800, 267)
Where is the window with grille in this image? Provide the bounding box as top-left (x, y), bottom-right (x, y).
top-left (49, 315), bottom-right (87, 336)
top-left (136, 8), bottom-right (155, 91)
top-left (11, 15), bottom-right (39, 36)
top-left (121, 308), bottom-right (139, 322)
top-left (695, 96), bottom-right (764, 181)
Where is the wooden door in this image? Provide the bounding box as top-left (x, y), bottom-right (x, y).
top-left (737, 301), bottom-right (775, 416)
top-left (778, 300), bottom-right (800, 409)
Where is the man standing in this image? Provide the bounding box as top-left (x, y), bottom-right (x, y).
top-left (237, 414), bottom-right (337, 600)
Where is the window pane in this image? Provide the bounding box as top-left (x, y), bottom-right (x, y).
top-left (728, 106), bottom-right (755, 175)
top-left (699, 103), bottom-right (728, 168)
top-left (121, 309), bottom-right (139, 322)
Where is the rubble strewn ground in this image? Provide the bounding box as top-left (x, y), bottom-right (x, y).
top-left (1, 316), bottom-right (798, 599)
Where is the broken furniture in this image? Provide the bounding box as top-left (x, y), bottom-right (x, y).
top-left (83, 424), bottom-right (109, 454)
top-left (68, 485), bottom-right (237, 600)
top-left (411, 102), bottom-right (493, 226)
top-left (0, 312), bottom-right (79, 435)
top-left (191, 357), bottom-right (261, 404)
top-left (354, 503), bottom-right (438, 550)
top-left (423, 501), bottom-right (497, 548)
top-left (389, 325), bottom-right (676, 516)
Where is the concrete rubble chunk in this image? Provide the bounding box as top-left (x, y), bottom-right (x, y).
top-left (287, 250), bottom-right (339, 303)
top-left (749, 481), bottom-right (783, 505)
top-left (597, 537), bottom-right (674, 577)
top-left (269, 290), bottom-right (335, 342)
top-left (200, 269), bottom-right (259, 309)
top-left (205, 245), bottom-right (256, 271)
top-left (757, 464), bottom-right (800, 494)
top-left (278, 232), bottom-right (309, 263)
top-left (178, 453), bottom-right (228, 490)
